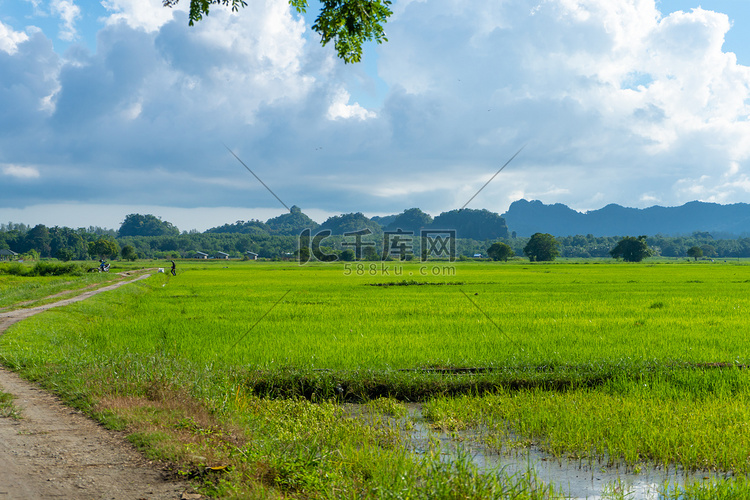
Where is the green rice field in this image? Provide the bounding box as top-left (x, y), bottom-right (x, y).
top-left (1, 260), bottom-right (750, 498)
top-left (8, 260), bottom-right (748, 369)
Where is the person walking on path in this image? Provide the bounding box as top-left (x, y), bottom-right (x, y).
top-left (170, 260), bottom-right (176, 276)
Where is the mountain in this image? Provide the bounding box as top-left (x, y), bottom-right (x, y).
top-left (205, 219), bottom-right (270, 234)
top-left (385, 208), bottom-right (433, 233)
top-left (265, 206), bottom-right (319, 235)
top-left (502, 199), bottom-right (750, 237)
top-left (371, 208), bottom-right (508, 240)
top-left (371, 214), bottom-right (398, 227)
top-left (319, 212), bottom-right (383, 235)
top-left (432, 208), bottom-right (509, 240)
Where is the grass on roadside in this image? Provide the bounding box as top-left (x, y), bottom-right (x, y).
top-left (0, 271), bottom-right (114, 309)
top-left (0, 387), bottom-right (21, 419)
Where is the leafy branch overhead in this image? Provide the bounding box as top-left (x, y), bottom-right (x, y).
top-left (163, 0), bottom-right (392, 63)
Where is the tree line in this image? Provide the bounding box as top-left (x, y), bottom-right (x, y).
top-left (2, 211), bottom-right (747, 262)
top-left (1, 226), bottom-right (746, 263)
top-left (485, 232), bottom-right (736, 262)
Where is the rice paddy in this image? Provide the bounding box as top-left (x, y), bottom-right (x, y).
top-left (1, 259), bottom-right (749, 498)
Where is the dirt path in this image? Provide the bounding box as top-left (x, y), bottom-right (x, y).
top-left (0, 270), bottom-right (153, 314)
top-left (0, 274), bottom-right (197, 499)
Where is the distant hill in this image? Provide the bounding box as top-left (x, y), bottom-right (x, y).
top-left (432, 208), bottom-right (508, 240)
top-left (205, 219), bottom-right (270, 235)
top-left (502, 199), bottom-right (750, 237)
top-left (118, 214), bottom-right (179, 237)
top-left (371, 214), bottom-right (397, 227)
top-left (374, 208), bottom-right (508, 240)
top-left (319, 212), bottom-right (383, 235)
top-left (266, 206), bottom-right (319, 235)
top-left (385, 208), bottom-right (433, 233)
top-left (206, 206), bottom-right (319, 235)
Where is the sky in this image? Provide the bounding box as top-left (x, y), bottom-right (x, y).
top-left (1, 0), bottom-right (749, 232)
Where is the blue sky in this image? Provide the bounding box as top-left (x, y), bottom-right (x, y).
top-left (1, 0), bottom-right (750, 231)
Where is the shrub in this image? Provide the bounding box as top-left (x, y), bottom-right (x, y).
top-left (0, 262), bottom-right (28, 276)
top-left (26, 261), bottom-right (85, 276)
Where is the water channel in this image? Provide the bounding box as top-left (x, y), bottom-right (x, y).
top-left (402, 405), bottom-right (728, 499)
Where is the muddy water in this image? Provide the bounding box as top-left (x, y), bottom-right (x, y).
top-left (404, 405), bottom-right (728, 500)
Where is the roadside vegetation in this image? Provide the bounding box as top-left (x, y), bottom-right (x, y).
top-left (0, 386), bottom-right (20, 419)
top-left (0, 261), bottom-right (86, 277)
top-left (1, 260), bottom-right (750, 497)
top-left (0, 263), bottom-right (125, 309)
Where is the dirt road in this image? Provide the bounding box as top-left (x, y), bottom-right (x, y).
top-left (0, 274), bottom-right (196, 499)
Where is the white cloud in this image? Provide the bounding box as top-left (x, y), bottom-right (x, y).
top-left (726, 161), bottom-right (741, 177)
top-left (22, 0), bottom-right (44, 15)
top-left (51, 0), bottom-right (81, 41)
top-left (2, 164), bottom-right (41, 179)
top-left (327, 89), bottom-right (376, 120)
top-left (135, 0), bottom-right (314, 125)
top-left (638, 193), bottom-right (661, 205)
top-left (3, 0), bottom-right (750, 221)
top-left (674, 161), bottom-right (750, 204)
top-left (0, 20), bottom-right (29, 54)
top-left (121, 101), bottom-right (142, 120)
top-left (101, 0), bottom-right (177, 32)
top-left (374, 0), bottom-right (750, 208)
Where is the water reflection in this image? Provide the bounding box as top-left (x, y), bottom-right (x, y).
top-left (404, 405), bottom-right (728, 500)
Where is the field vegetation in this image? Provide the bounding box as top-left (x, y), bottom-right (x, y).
top-left (0, 261), bottom-right (136, 309)
top-left (1, 260), bottom-right (750, 498)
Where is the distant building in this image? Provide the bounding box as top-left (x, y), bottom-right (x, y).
top-left (473, 253), bottom-right (483, 258)
top-left (194, 251), bottom-right (208, 259)
top-left (216, 251), bottom-right (230, 260)
top-left (0, 248), bottom-right (18, 260)
top-left (245, 251), bottom-right (258, 260)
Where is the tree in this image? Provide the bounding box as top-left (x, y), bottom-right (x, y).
top-left (362, 246), bottom-right (379, 261)
top-left (121, 245), bottom-right (138, 261)
top-left (88, 238), bottom-right (120, 260)
top-left (56, 248), bottom-right (74, 262)
top-left (487, 242), bottom-right (514, 262)
top-left (340, 249), bottom-right (355, 261)
top-left (22, 249), bottom-right (40, 261)
top-left (687, 246), bottom-right (703, 261)
top-left (700, 244), bottom-right (717, 258)
top-left (165, 0), bottom-right (392, 63)
top-left (118, 214), bottom-right (180, 237)
top-left (523, 233), bottom-right (559, 262)
top-left (50, 226), bottom-right (87, 260)
top-left (298, 246), bottom-right (311, 263)
top-left (24, 224), bottom-right (52, 257)
top-left (610, 236), bottom-right (652, 262)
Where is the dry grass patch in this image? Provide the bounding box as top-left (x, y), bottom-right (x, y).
top-left (96, 386), bottom-right (247, 469)
top-left (93, 388), bottom-right (281, 498)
